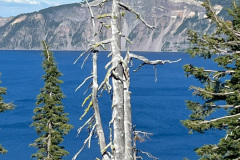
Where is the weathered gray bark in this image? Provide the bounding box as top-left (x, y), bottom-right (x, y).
top-left (111, 0), bottom-right (125, 159)
top-left (123, 54), bottom-right (133, 160)
top-left (47, 121), bottom-right (52, 159)
top-left (74, 1), bottom-right (180, 160)
top-left (87, 0), bottom-right (110, 159)
top-left (92, 51), bottom-right (110, 160)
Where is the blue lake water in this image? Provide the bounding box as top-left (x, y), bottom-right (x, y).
top-left (0, 50), bottom-right (225, 160)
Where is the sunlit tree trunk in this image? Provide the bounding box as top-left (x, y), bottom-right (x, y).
top-left (123, 54), bottom-right (133, 160)
top-left (92, 50), bottom-right (110, 160)
top-left (111, 0), bottom-right (125, 159)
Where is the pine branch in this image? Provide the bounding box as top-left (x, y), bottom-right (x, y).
top-left (206, 104), bottom-right (240, 109)
top-left (200, 36), bottom-right (228, 54)
top-left (213, 70), bottom-right (235, 78)
top-left (205, 0), bottom-right (240, 38)
top-left (191, 86), bottom-right (235, 96)
top-left (200, 113), bottom-right (240, 124)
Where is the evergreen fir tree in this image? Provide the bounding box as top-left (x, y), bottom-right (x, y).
top-left (182, 0), bottom-right (240, 159)
top-left (31, 41), bottom-right (73, 160)
top-left (0, 73), bottom-right (14, 154)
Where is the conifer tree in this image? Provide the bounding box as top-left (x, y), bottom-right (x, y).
top-left (0, 74), bottom-right (14, 154)
top-left (31, 41), bottom-right (73, 160)
top-left (182, 0), bottom-right (240, 159)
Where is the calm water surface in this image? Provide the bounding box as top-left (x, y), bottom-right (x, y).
top-left (0, 50), bottom-right (224, 160)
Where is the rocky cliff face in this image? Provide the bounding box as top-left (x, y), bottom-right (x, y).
top-left (0, 0), bottom-right (221, 51)
top-left (0, 17), bottom-right (12, 27)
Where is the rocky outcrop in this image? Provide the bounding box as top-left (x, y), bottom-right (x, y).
top-left (0, 0), bottom-right (223, 51)
top-left (0, 17), bottom-right (12, 27)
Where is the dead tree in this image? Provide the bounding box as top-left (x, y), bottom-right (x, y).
top-left (73, 0), bottom-right (181, 160)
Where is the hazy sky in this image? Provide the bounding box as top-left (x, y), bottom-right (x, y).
top-left (0, 0), bottom-right (83, 17)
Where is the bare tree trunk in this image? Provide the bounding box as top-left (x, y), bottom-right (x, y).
top-left (47, 121), bottom-right (52, 159)
top-left (123, 64), bottom-right (133, 160)
top-left (111, 0), bottom-right (125, 159)
top-left (85, 0), bottom-right (110, 159)
top-left (92, 51), bottom-right (110, 160)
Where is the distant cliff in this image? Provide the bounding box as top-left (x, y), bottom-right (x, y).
top-left (0, 0), bottom-right (225, 51)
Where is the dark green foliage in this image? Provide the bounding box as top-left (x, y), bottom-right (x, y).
top-left (0, 74), bottom-right (14, 154)
top-left (183, 0), bottom-right (240, 159)
top-left (0, 75), bottom-right (14, 112)
top-left (31, 41), bottom-right (73, 160)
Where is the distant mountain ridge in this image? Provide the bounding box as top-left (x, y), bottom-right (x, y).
top-left (0, 0), bottom-right (227, 51)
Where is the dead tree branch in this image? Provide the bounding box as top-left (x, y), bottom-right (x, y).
top-left (74, 38), bottom-right (112, 64)
top-left (126, 52), bottom-right (181, 81)
top-left (73, 124), bottom-right (96, 160)
top-left (82, 94), bottom-right (92, 107)
top-left (137, 150), bottom-right (159, 160)
top-left (75, 2), bottom-right (111, 160)
top-left (75, 75), bottom-right (93, 92)
top-left (86, 0), bottom-right (97, 36)
top-left (77, 114), bottom-right (95, 137)
top-left (81, 50), bottom-right (92, 69)
top-left (117, 2), bottom-right (155, 29)
top-left (119, 32), bottom-right (133, 44)
top-left (128, 52), bottom-right (181, 72)
top-left (133, 127), bottom-right (157, 160)
top-left (74, 48), bottom-right (92, 64)
top-left (89, 0), bottom-right (110, 7)
top-left (98, 68), bottom-right (112, 94)
top-left (88, 124), bottom-right (96, 148)
top-left (97, 13), bottom-right (112, 19)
